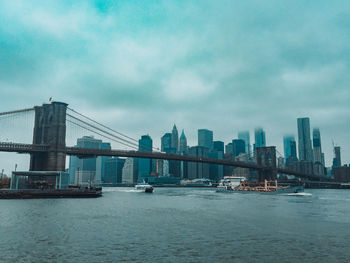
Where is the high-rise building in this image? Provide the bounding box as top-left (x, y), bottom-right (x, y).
top-left (198, 129), bottom-right (213, 150)
top-left (171, 124), bottom-right (179, 152)
top-left (179, 129), bottom-right (187, 153)
top-left (138, 135), bottom-right (153, 182)
top-left (122, 157), bottom-right (138, 184)
top-left (283, 135), bottom-right (295, 160)
top-left (69, 136), bottom-right (102, 184)
top-left (225, 143), bottom-right (233, 154)
top-left (96, 142), bottom-right (111, 184)
top-left (313, 128), bottom-right (325, 175)
top-left (333, 146), bottom-right (341, 168)
top-left (213, 141), bottom-right (224, 153)
top-left (297, 118), bottom-right (313, 162)
top-left (161, 133), bottom-right (172, 152)
top-left (254, 128), bottom-right (266, 154)
top-left (232, 139), bottom-right (246, 157)
top-left (187, 146), bottom-right (210, 179)
top-left (238, 131), bottom-right (251, 157)
top-left (104, 157), bottom-right (125, 185)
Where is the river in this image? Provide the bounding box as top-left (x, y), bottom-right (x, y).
top-left (1, 188), bottom-right (349, 262)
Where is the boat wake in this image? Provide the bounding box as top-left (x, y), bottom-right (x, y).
top-left (282, 192), bottom-right (312, 196)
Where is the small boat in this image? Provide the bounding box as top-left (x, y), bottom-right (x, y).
top-left (217, 179), bottom-right (304, 194)
top-left (135, 182), bottom-right (154, 193)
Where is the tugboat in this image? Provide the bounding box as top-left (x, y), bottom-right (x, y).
top-left (134, 182), bottom-right (154, 193)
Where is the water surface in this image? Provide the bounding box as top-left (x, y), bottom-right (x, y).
top-left (1, 188), bottom-right (349, 262)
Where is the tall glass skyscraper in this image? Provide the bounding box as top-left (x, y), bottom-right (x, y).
top-left (238, 131), bottom-right (250, 157)
top-left (283, 135), bottom-right (295, 159)
top-left (161, 133), bottom-right (172, 152)
top-left (138, 135), bottom-right (153, 182)
top-left (198, 129), bottom-right (213, 150)
top-left (179, 129), bottom-right (187, 153)
top-left (297, 118), bottom-right (313, 162)
top-left (171, 125), bottom-right (179, 152)
top-left (232, 139), bottom-right (246, 157)
top-left (254, 128), bottom-right (266, 148)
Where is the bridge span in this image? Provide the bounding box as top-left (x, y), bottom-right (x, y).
top-left (0, 102), bottom-right (329, 181)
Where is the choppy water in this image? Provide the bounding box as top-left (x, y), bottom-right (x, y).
top-left (1, 188), bottom-right (350, 263)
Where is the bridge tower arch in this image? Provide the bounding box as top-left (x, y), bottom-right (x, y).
top-left (256, 146), bottom-right (277, 182)
top-left (30, 102), bottom-right (67, 171)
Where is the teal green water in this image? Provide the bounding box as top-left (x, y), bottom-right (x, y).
top-left (0, 188), bottom-right (349, 263)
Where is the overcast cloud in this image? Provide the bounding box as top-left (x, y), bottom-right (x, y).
top-left (0, 0), bottom-right (349, 173)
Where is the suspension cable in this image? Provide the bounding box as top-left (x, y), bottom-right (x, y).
top-left (66, 113), bottom-right (142, 149)
top-left (0, 107), bottom-right (34, 117)
top-left (66, 119), bottom-right (139, 150)
top-left (67, 107), bottom-right (160, 151)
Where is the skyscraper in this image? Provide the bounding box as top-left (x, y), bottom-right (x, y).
top-left (161, 133), bottom-right (172, 152)
top-left (297, 118), bottom-right (313, 162)
top-left (213, 141), bottom-right (224, 153)
top-left (171, 125), bottom-right (179, 152)
top-left (232, 139), bottom-right (246, 157)
top-left (283, 135), bottom-right (295, 160)
top-left (238, 131), bottom-right (251, 157)
top-left (312, 128), bottom-right (325, 175)
top-left (333, 146), bottom-right (341, 168)
top-left (254, 128), bottom-right (266, 149)
top-left (187, 146), bottom-right (210, 179)
top-left (198, 129), bottom-right (213, 150)
top-left (138, 135), bottom-right (153, 182)
top-left (122, 157), bottom-right (138, 184)
top-left (69, 136), bottom-right (103, 184)
top-left (179, 129), bottom-right (187, 153)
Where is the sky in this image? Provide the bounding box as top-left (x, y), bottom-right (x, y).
top-left (0, 0), bottom-right (349, 174)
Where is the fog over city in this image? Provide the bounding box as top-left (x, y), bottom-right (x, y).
top-left (0, 0), bottom-right (349, 174)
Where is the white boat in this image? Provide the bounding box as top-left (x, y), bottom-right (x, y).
top-left (216, 176), bottom-right (246, 192)
top-left (135, 183), bottom-right (154, 193)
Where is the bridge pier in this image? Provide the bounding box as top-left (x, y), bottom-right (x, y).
top-left (30, 102), bottom-right (67, 172)
top-left (256, 146), bottom-right (277, 182)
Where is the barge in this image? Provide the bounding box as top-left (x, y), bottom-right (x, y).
top-left (0, 187), bottom-right (102, 199)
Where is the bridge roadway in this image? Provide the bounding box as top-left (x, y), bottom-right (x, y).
top-left (0, 142), bottom-right (328, 180)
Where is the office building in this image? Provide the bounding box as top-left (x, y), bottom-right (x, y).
top-left (297, 118), bottom-right (313, 162)
top-left (283, 135), bottom-right (295, 160)
top-left (69, 136), bottom-right (103, 185)
top-left (232, 139), bottom-right (246, 157)
top-left (122, 158), bottom-right (138, 184)
top-left (171, 124), bottom-right (179, 152)
top-left (104, 157), bottom-right (125, 185)
top-left (187, 146), bottom-right (210, 179)
top-left (161, 133), bottom-right (172, 152)
top-left (333, 146), bottom-right (341, 168)
top-left (213, 141), bottom-right (224, 153)
top-left (179, 130), bottom-right (187, 153)
top-left (313, 128), bottom-right (325, 175)
top-left (198, 129), bottom-right (213, 150)
top-left (138, 135), bottom-right (153, 182)
top-left (254, 128), bottom-right (266, 149)
top-left (238, 131), bottom-right (251, 157)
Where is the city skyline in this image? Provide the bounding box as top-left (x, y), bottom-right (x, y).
top-left (0, 0), bottom-right (349, 172)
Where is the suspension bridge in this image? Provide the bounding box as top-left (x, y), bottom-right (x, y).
top-left (0, 101), bottom-right (327, 181)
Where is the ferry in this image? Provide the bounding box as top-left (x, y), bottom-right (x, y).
top-left (217, 178), bottom-right (304, 194)
top-left (135, 182), bottom-right (154, 193)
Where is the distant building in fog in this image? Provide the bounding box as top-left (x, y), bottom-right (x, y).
top-left (238, 131), bottom-right (251, 157)
top-left (297, 118), bottom-right (313, 162)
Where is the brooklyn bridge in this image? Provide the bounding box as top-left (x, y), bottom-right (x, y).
top-left (0, 101), bottom-right (327, 182)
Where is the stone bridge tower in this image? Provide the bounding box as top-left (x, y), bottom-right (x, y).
top-left (30, 101), bottom-right (67, 171)
top-left (256, 146), bottom-right (277, 182)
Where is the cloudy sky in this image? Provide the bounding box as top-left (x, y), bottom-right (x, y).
top-left (0, 0), bottom-right (349, 173)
